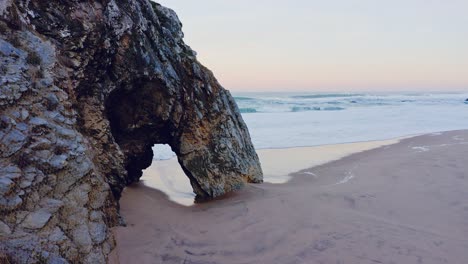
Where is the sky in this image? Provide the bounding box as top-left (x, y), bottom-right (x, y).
top-left (156, 0), bottom-right (468, 92)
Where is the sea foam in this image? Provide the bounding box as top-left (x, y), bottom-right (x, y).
top-left (153, 92), bottom-right (468, 160)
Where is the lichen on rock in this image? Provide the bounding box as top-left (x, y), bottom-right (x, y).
top-left (0, 0), bottom-right (262, 262)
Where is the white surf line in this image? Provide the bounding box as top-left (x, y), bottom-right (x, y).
top-left (336, 171), bottom-right (355, 185)
top-left (412, 141), bottom-right (468, 152)
top-left (412, 146), bottom-right (430, 152)
top-left (333, 164), bottom-right (359, 185)
top-left (453, 135), bottom-right (465, 141)
top-left (302, 171), bottom-right (318, 178)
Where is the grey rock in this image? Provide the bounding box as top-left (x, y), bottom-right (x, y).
top-left (0, 177), bottom-right (14, 195)
top-left (0, 39), bottom-right (22, 57)
top-left (48, 227), bottom-right (67, 243)
top-left (49, 256), bottom-right (69, 264)
top-left (46, 94), bottom-right (60, 110)
top-left (84, 251), bottom-right (105, 264)
top-left (22, 210), bottom-right (52, 229)
top-left (1, 129), bottom-right (27, 157)
top-left (89, 211), bottom-right (103, 222)
top-left (0, 0), bottom-right (262, 262)
top-left (29, 117), bottom-right (48, 126)
top-left (15, 122), bottom-right (28, 131)
top-left (0, 220), bottom-right (11, 235)
top-left (55, 127), bottom-right (76, 139)
top-left (48, 154), bottom-right (68, 170)
top-left (89, 189), bottom-right (108, 209)
top-left (35, 149), bottom-right (52, 160)
top-left (0, 165), bottom-right (22, 179)
top-left (19, 179), bottom-right (32, 188)
top-left (21, 109), bottom-right (29, 120)
top-left (0, 195), bottom-right (22, 210)
top-left (71, 224), bottom-right (92, 251)
top-left (39, 198), bottom-right (64, 213)
top-left (89, 222), bottom-right (107, 244)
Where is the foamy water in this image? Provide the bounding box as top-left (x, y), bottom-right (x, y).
top-left (239, 92), bottom-right (468, 149)
top-left (153, 92), bottom-right (468, 159)
top-left (143, 92), bottom-right (468, 205)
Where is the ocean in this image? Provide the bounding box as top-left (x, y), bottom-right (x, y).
top-left (153, 91), bottom-right (468, 159)
top-left (145, 91), bottom-right (468, 205)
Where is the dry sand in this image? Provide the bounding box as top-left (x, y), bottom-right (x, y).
top-left (109, 130), bottom-right (468, 264)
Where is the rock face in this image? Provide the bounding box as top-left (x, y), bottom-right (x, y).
top-left (0, 0), bottom-right (262, 262)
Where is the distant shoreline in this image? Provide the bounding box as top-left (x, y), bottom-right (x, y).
top-left (144, 130), bottom-right (463, 206)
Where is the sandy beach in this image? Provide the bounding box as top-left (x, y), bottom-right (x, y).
top-left (109, 130), bottom-right (468, 264)
top-left (139, 137), bottom-right (405, 205)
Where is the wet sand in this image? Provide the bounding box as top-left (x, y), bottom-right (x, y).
top-left (110, 130), bottom-right (468, 264)
top-left (141, 137), bottom-right (405, 205)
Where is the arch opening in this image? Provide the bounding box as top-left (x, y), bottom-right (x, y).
top-left (104, 80), bottom-right (263, 202)
top-left (105, 82), bottom-right (176, 185)
top-left (141, 144), bottom-right (196, 206)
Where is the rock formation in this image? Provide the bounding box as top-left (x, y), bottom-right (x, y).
top-left (0, 0), bottom-right (263, 262)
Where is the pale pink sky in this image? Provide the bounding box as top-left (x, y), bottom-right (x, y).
top-left (157, 0), bottom-right (468, 92)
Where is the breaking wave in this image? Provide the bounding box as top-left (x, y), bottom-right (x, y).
top-left (291, 93), bottom-right (363, 99)
top-left (233, 92), bottom-right (468, 114)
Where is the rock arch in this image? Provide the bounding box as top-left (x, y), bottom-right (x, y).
top-left (0, 0), bottom-right (262, 262)
top-left (104, 75), bottom-right (263, 200)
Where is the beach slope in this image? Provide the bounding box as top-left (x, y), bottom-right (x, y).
top-left (111, 130), bottom-right (468, 264)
